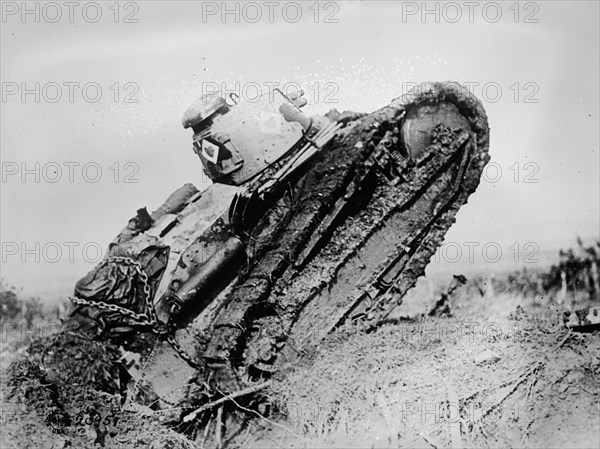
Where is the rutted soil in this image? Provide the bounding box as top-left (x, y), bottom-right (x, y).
top-left (2, 280), bottom-right (598, 448)
top-left (249, 285), bottom-right (600, 448)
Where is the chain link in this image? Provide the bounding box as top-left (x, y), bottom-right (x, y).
top-left (166, 334), bottom-right (203, 370)
top-left (70, 256), bottom-right (203, 368)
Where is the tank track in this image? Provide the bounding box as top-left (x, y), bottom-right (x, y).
top-left (197, 82), bottom-right (490, 382)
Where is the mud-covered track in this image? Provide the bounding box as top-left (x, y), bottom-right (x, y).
top-left (200, 82), bottom-right (490, 379)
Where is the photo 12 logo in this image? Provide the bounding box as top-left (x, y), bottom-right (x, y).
top-left (1, 82), bottom-right (139, 104)
top-left (200, 1), bottom-right (340, 24)
top-left (482, 161), bottom-right (540, 184)
top-left (401, 81), bottom-right (540, 104)
top-left (2, 162), bottom-right (139, 184)
top-left (2, 241), bottom-right (107, 264)
top-left (400, 2), bottom-right (540, 24)
top-left (0, 239), bottom-right (234, 266)
top-left (401, 400), bottom-right (540, 423)
top-left (396, 320), bottom-right (523, 344)
top-left (1, 2), bottom-right (140, 24)
top-left (1, 320), bottom-right (61, 344)
top-left (432, 241), bottom-right (540, 265)
top-left (195, 81), bottom-right (339, 136)
top-left (200, 81), bottom-right (339, 105)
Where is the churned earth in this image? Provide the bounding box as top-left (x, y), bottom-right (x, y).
top-left (1, 279), bottom-right (599, 448)
top-left (247, 283), bottom-right (600, 449)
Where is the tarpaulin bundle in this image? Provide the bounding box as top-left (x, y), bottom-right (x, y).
top-left (72, 234), bottom-right (169, 335)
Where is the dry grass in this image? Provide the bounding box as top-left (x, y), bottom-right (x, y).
top-left (2, 276), bottom-right (598, 449)
top-left (248, 286), bottom-right (600, 448)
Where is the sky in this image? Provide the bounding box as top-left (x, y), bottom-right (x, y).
top-left (1, 1), bottom-right (599, 300)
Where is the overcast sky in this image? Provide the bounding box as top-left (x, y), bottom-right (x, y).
top-left (1, 1), bottom-right (598, 299)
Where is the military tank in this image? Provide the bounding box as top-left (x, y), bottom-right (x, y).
top-left (67, 81), bottom-right (489, 415)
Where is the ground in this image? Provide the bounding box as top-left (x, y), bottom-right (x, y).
top-left (1, 275), bottom-right (599, 449)
top-left (248, 280), bottom-right (600, 448)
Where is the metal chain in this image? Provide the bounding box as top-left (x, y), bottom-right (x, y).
top-left (70, 257), bottom-right (157, 325)
top-left (166, 334), bottom-right (203, 370)
top-left (70, 256), bottom-right (203, 368)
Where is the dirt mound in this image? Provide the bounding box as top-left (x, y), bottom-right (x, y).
top-left (1, 331), bottom-right (195, 449)
top-left (253, 290), bottom-right (600, 448)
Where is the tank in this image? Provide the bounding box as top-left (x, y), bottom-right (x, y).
top-left (67, 80), bottom-right (490, 401)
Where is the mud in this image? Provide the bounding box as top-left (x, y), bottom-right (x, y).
top-left (201, 82), bottom-right (490, 384)
top-left (2, 82), bottom-right (492, 447)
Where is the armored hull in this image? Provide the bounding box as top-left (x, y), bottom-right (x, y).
top-left (69, 80), bottom-right (489, 402)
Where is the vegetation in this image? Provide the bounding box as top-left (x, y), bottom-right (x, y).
top-left (1, 239), bottom-right (598, 448)
top-left (1, 281), bottom-right (49, 325)
top-left (544, 238), bottom-right (600, 295)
